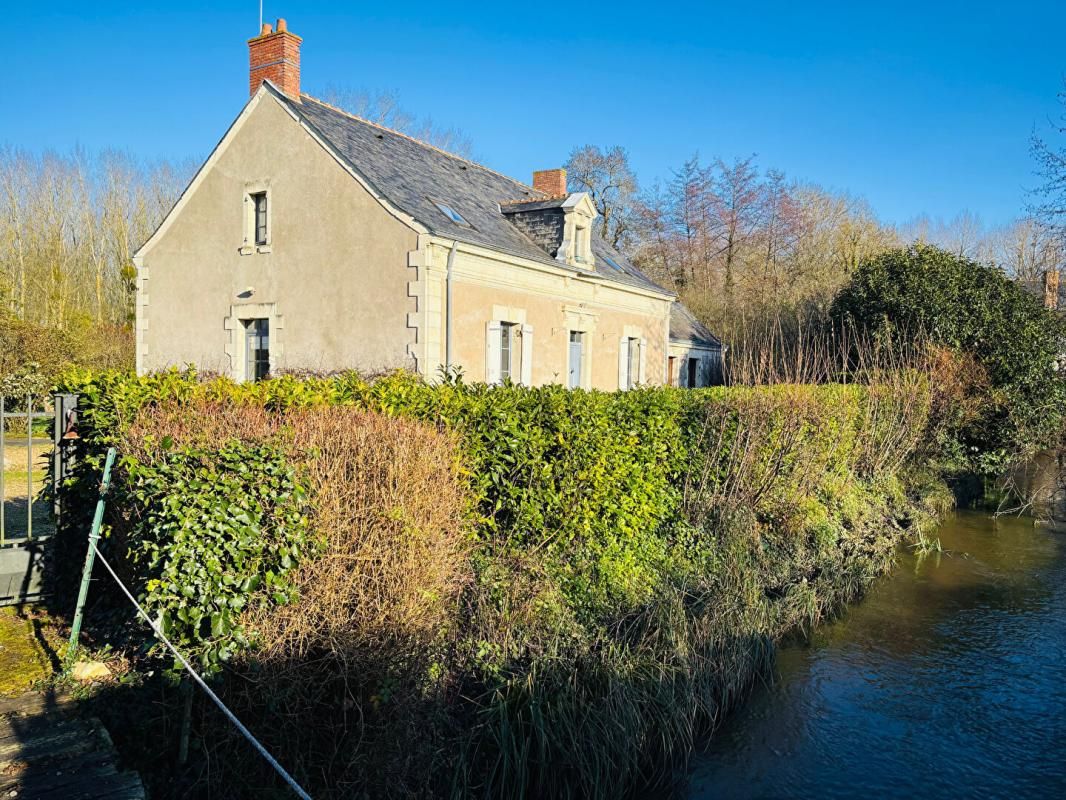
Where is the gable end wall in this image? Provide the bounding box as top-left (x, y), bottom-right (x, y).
top-left (138, 95), bottom-right (419, 377)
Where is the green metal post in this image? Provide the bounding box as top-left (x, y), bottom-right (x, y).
top-left (66, 447), bottom-right (117, 662)
top-left (26, 394), bottom-right (32, 540)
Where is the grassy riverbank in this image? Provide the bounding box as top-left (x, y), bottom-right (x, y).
top-left (52, 368), bottom-right (951, 797)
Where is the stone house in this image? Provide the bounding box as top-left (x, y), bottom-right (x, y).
top-left (133, 19), bottom-right (722, 388)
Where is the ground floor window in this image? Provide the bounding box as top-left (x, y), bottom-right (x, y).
top-left (500, 322), bottom-right (518, 382)
top-left (568, 331), bottom-right (585, 389)
top-left (244, 318), bottom-right (270, 381)
top-left (687, 357), bottom-right (699, 388)
top-left (625, 337), bottom-right (641, 389)
top-left (487, 318), bottom-right (531, 385)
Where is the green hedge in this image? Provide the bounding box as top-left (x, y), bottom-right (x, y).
top-left (54, 368), bottom-right (944, 796)
top-left (57, 368), bottom-right (931, 662)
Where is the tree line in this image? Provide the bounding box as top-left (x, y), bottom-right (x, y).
top-left (0, 147), bottom-right (190, 329)
top-left (566, 145), bottom-right (1066, 338)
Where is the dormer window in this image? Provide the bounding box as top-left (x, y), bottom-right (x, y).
top-left (499, 185), bottom-right (597, 267)
top-left (574, 225), bottom-right (590, 264)
top-left (558, 193), bottom-right (597, 268)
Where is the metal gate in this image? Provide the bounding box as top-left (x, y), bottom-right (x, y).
top-left (0, 393), bottom-right (78, 605)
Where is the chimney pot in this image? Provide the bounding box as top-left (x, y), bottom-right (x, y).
top-left (533, 168), bottom-right (568, 198)
top-left (248, 18), bottom-right (302, 100)
top-left (1044, 269), bottom-right (1060, 310)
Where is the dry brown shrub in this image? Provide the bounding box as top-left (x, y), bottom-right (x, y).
top-left (227, 407), bottom-right (471, 796)
top-left (123, 399), bottom-right (470, 666)
top-left (122, 400), bottom-right (282, 460)
top-left (122, 400), bottom-right (471, 795)
top-left (924, 344), bottom-right (991, 437)
top-left (250, 406), bottom-right (470, 664)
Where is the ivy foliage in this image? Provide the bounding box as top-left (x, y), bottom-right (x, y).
top-left (831, 243), bottom-right (1066, 470)
top-left (118, 439), bottom-right (311, 672)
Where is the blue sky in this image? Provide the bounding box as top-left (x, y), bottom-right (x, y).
top-left (2, 1), bottom-right (1063, 226)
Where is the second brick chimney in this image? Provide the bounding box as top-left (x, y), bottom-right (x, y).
top-left (533, 168), bottom-right (568, 198)
top-left (248, 18), bottom-right (302, 100)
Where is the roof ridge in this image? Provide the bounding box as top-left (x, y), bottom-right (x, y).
top-left (299, 93), bottom-right (546, 198)
top-left (500, 196), bottom-right (565, 206)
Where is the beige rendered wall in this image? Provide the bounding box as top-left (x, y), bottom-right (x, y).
top-left (421, 241), bottom-right (673, 389)
top-left (138, 93), bottom-right (418, 377)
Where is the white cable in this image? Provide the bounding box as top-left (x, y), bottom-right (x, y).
top-left (89, 542), bottom-right (313, 800)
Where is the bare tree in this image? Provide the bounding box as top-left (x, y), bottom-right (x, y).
top-left (626, 150), bottom-right (901, 331)
top-left (900, 211), bottom-right (988, 259)
top-left (991, 217), bottom-right (1064, 283)
top-left (709, 156), bottom-right (764, 298)
top-left (564, 145), bottom-right (639, 250)
top-left (0, 147), bottom-right (191, 331)
top-left (1030, 79), bottom-right (1066, 243)
top-left (318, 86), bottom-right (474, 157)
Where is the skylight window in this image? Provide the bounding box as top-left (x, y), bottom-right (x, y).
top-left (602, 256), bottom-right (625, 272)
top-left (434, 201), bottom-right (470, 227)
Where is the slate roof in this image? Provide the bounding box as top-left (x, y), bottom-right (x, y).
top-left (265, 86), bottom-right (721, 347)
top-left (275, 88), bottom-right (671, 295)
top-left (670, 304), bottom-right (722, 348)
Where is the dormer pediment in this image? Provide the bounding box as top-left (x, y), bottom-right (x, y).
top-left (563, 192), bottom-right (597, 219)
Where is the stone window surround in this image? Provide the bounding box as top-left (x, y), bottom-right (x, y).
top-left (619, 324), bottom-right (647, 390)
top-left (555, 193), bottom-right (597, 269)
top-left (240, 182), bottom-right (273, 255)
top-left (487, 304), bottom-right (533, 385)
top-left (225, 302), bottom-right (284, 382)
top-left (561, 305), bottom-right (597, 389)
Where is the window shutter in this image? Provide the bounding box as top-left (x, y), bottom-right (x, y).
top-left (638, 339), bottom-right (647, 385)
top-left (618, 336), bottom-right (629, 390)
top-left (520, 324), bottom-right (534, 385)
top-left (486, 321), bottom-right (502, 384)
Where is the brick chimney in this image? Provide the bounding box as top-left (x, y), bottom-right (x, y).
top-left (248, 18), bottom-right (302, 100)
top-left (533, 168), bottom-right (568, 198)
top-left (1044, 269), bottom-right (1060, 311)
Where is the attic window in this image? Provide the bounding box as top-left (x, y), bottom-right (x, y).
top-left (602, 256), bottom-right (624, 272)
top-left (574, 226), bottom-right (590, 264)
top-left (434, 201), bottom-right (470, 227)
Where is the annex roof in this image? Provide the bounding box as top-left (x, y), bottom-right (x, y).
top-left (670, 303), bottom-right (722, 348)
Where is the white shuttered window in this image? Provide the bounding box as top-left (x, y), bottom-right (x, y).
top-left (487, 321), bottom-right (530, 385)
top-left (618, 336), bottom-right (643, 389)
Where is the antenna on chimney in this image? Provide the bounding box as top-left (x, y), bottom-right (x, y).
top-left (259, 1), bottom-right (263, 31)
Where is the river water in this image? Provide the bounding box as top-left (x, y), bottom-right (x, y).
top-left (686, 510), bottom-right (1066, 799)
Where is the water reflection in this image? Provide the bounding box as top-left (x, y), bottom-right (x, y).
top-left (687, 511), bottom-right (1066, 799)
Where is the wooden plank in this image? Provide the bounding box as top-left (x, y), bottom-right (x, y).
top-left (16, 768), bottom-right (144, 800)
top-left (0, 690), bottom-right (75, 717)
top-left (0, 721), bottom-right (108, 767)
top-left (0, 754), bottom-right (120, 792)
top-left (0, 760), bottom-right (120, 794)
top-left (0, 692), bottom-right (145, 799)
top-left (0, 711), bottom-right (86, 743)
